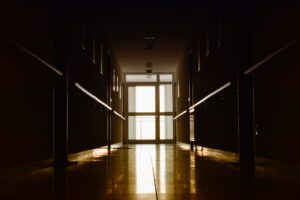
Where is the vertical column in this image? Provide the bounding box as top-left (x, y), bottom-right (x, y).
top-left (52, 0), bottom-right (69, 166)
top-left (238, 76), bottom-right (255, 163)
top-left (156, 82), bottom-right (160, 142)
top-left (107, 51), bottom-right (112, 149)
top-left (236, 2), bottom-right (256, 163)
top-left (189, 50), bottom-right (195, 149)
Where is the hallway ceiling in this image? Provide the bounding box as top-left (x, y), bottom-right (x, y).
top-left (92, 1), bottom-right (204, 73)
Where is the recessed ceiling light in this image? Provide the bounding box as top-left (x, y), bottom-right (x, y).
top-left (144, 36), bottom-right (156, 40)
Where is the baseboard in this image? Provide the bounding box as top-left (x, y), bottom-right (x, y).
top-left (255, 156), bottom-right (300, 169)
top-left (192, 146), bottom-right (300, 168)
top-left (195, 146), bottom-right (239, 162)
top-left (0, 142), bottom-right (124, 182)
top-left (111, 142), bottom-right (123, 148)
top-left (125, 140), bottom-right (175, 144)
top-left (68, 142), bottom-right (123, 161)
top-left (176, 142), bottom-right (240, 163)
top-left (176, 141), bottom-right (191, 150)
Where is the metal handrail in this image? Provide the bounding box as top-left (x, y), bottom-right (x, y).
top-left (189, 82), bottom-right (231, 111)
top-left (113, 110), bottom-right (126, 120)
top-left (244, 39), bottom-right (298, 75)
top-left (0, 32), bottom-right (63, 76)
top-left (173, 110), bottom-right (187, 120)
top-left (75, 82), bottom-right (112, 110)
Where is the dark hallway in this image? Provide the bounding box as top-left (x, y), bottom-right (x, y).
top-left (0, 0), bottom-right (300, 199)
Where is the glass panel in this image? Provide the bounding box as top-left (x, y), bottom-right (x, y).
top-left (128, 116), bottom-right (156, 140)
top-left (159, 84), bottom-right (173, 112)
top-left (177, 80), bottom-right (180, 98)
top-left (113, 70), bottom-right (116, 91)
top-left (189, 114), bottom-right (195, 141)
top-left (159, 74), bottom-right (173, 82)
top-left (126, 74), bottom-right (157, 82)
top-left (116, 76), bottom-right (119, 92)
top-left (160, 116), bottom-right (173, 140)
top-left (128, 86), bottom-right (155, 112)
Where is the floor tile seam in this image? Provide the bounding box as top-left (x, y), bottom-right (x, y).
top-left (149, 151), bottom-right (159, 200)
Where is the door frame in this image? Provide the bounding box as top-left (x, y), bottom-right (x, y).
top-left (124, 73), bottom-right (175, 144)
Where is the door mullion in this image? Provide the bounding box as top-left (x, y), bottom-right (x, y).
top-left (158, 112), bottom-right (173, 115)
top-left (156, 83), bottom-right (160, 142)
top-left (128, 112), bottom-right (157, 115)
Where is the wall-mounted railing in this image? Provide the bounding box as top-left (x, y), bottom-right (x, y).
top-left (75, 82), bottom-right (126, 121)
top-left (0, 32), bottom-right (63, 76)
top-left (244, 39), bottom-right (298, 75)
top-left (173, 110), bottom-right (187, 120)
top-left (189, 82), bottom-right (231, 112)
top-left (59, 77), bottom-right (127, 121)
top-left (173, 82), bottom-right (231, 120)
top-left (75, 82), bottom-right (112, 110)
top-left (113, 110), bottom-right (126, 120)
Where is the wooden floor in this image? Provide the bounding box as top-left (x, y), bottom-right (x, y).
top-left (0, 144), bottom-right (300, 199)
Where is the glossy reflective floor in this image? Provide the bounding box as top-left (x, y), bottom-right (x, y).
top-left (1, 144), bottom-right (300, 199)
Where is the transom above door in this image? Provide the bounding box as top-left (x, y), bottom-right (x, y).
top-left (124, 73), bottom-right (174, 143)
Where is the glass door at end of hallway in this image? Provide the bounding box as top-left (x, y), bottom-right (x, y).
top-left (125, 82), bottom-right (174, 143)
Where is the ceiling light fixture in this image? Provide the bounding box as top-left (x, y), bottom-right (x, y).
top-left (144, 36), bottom-right (156, 40)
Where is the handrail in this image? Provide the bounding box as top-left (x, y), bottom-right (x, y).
top-left (0, 32), bottom-right (63, 76)
top-left (173, 110), bottom-right (187, 120)
top-left (244, 39), bottom-right (298, 75)
top-left (189, 82), bottom-right (231, 111)
top-left (113, 111), bottom-right (126, 120)
top-left (75, 82), bottom-right (112, 110)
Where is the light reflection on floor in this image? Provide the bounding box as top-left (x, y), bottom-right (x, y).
top-left (135, 145), bottom-right (155, 193)
top-left (1, 144), bottom-right (300, 200)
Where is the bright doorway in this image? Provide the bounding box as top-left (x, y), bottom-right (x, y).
top-left (124, 74), bottom-right (174, 143)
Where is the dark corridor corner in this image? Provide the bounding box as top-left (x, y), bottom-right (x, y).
top-left (0, 0), bottom-right (300, 199)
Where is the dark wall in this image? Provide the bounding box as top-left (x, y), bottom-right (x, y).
top-left (111, 56), bottom-right (124, 145)
top-left (67, 4), bottom-right (110, 153)
top-left (195, 88), bottom-right (238, 152)
top-left (254, 43), bottom-right (300, 163)
top-left (175, 53), bottom-right (190, 144)
top-left (252, 2), bottom-right (300, 163)
top-left (66, 2), bottom-right (124, 153)
top-left (175, 3), bottom-right (239, 152)
top-left (0, 0), bottom-right (124, 168)
top-left (0, 1), bottom-right (54, 168)
top-left (176, 1), bottom-right (300, 163)
top-left (194, 4), bottom-right (239, 153)
top-left (85, 1), bottom-right (125, 145)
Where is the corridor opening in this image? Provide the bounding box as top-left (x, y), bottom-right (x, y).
top-left (124, 73), bottom-right (175, 143)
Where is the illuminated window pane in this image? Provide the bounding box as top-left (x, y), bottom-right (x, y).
top-left (113, 70), bottom-right (116, 91)
top-left (126, 74), bottom-right (157, 82)
top-left (128, 86), bottom-right (155, 112)
top-left (159, 84), bottom-right (173, 112)
top-left (128, 116), bottom-right (156, 140)
top-left (159, 74), bottom-right (173, 82)
top-left (160, 116), bottom-right (173, 139)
